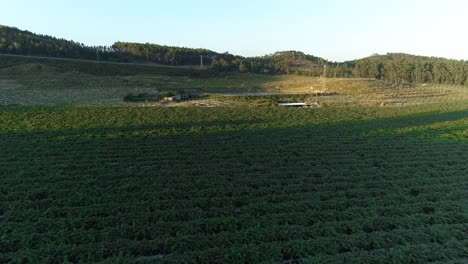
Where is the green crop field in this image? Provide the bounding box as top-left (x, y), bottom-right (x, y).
top-left (1, 102), bottom-right (467, 263)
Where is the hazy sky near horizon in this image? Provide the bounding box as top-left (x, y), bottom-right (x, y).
top-left (1, 0), bottom-right (467, 62)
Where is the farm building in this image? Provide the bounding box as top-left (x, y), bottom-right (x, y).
top-left (278, 103), bottom-right (311, 108)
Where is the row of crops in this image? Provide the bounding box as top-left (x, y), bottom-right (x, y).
top-left (0, 104), bottom-right (467, 263)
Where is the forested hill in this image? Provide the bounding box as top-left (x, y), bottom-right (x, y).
top-left (1, 25), bottom-right (467, 84)
top-left (0, 25), bottom-right (219, 64)
top-left (0, 25), bottom-right (328, 75)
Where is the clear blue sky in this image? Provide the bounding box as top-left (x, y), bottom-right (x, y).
top-left (1, 0), bottom-right (467, 62)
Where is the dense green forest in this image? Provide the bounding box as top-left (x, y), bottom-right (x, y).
top-left (331, 53), bottom-right (468, 85)
top-left (1, 25), bottom-right (467, 85)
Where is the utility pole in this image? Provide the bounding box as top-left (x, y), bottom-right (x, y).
top-left (322, 64), bottom-right (327, 91)
top-left (200, 55), bottom-right (204, 68)
top-left (306, 64), bottom-right (329, 106)
top-left (96, 48), bottom-right (99, 62)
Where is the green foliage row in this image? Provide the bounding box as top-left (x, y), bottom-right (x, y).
top-left (1, 101), bottom-right (466, 133)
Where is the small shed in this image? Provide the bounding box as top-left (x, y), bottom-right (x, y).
top-left (164, 94), bottom-right (190, 102)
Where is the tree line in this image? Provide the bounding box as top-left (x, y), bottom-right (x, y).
top-left (1, 25), bottom-right (466, 85)
top-left (329, 53), bottom-right (468, 85)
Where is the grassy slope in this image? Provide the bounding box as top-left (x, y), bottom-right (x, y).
top-left (1, 55), bottom-right (466, 106)
top-left (0, 104), bottom-right (467, 263)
